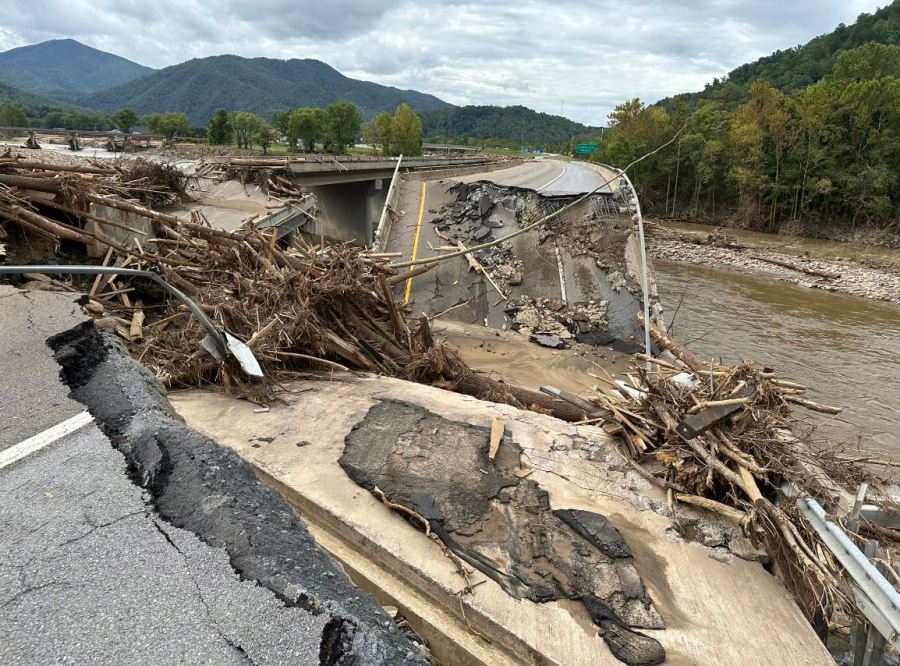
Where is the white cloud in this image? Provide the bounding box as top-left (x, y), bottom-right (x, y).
top-left (0, 0), bottom-right (889, 124)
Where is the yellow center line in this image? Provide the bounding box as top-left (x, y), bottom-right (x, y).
top-left (403, 181), bottom-right (428, 305)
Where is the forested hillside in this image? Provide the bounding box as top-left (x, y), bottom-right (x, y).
top-left (0, 82), bottom-right (111, 129)
top-left (74, 55), bottom-right (451, 125)
top-left (0, 39), bottom-right (153, 95)
top-left (596, 42), bottom-right (900, 238)
top-left (421, 105), bottom-right (597, 150)
top-left (658, 2), bottom-right (900, 108)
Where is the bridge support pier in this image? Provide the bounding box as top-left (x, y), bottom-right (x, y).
top-left (308, 180), bottom-right (385, 245)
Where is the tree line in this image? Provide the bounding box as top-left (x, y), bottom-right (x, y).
top-left (1, 98), bottom-right (424, 157)
top-left (595, 42), bottom-right (900, 236)
top-left (204, 102), bottom-right (423, 155)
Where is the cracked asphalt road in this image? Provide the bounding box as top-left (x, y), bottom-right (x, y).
top-left (0, 286), bottom-right (327, 665)
top-left (0, 286), bottom-right (86, 451)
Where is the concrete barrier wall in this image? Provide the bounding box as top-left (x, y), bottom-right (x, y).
top-left (86, 204), bottom-right (156, 258)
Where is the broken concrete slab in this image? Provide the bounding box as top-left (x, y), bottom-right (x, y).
top-left (478, 194), bottom-right (493, 217)
top-left (530, 332), bottom-right (568, 348)
top-left (86, 203), bottom-right (157, 258)
top-left (171, 374), bottom-right (834, 666)
top-left (339, 400), bottom-right (663, 663)
top-left (48, 324), bottom-right (429, 665)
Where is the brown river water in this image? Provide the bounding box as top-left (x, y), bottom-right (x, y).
top-left (654, 259), bottom-right (900, 457)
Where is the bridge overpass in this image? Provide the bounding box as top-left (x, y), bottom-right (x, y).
top-left (227, 155), bottom-right (495, 244)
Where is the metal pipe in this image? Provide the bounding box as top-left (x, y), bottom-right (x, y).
top-left (0, 265), bottom-right (226, 355)
top-left (372, 155), bottom-right (403, 251)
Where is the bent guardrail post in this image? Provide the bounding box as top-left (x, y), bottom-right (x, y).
top-left (0, 265), bottom-right (263, 378)
top-left (372, 154), bottom-right (403, 251)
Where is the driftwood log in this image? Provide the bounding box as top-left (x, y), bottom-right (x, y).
top-left (749, 254), bottom-right (840, 279)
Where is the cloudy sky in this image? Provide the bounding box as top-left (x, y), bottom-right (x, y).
top-left (0, 0), bottom-right (888, 124)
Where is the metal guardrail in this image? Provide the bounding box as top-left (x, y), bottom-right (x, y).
top-left (797, 494), bottom-right (900, 652)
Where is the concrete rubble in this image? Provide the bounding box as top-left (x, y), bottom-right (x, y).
top-left (424, 180), bottom-right (640, 349)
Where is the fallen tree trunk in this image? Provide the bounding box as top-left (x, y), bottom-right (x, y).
top-left (0, 204), bottom-right (94, 244)
top-left (85, 193), bottom-right (183, 228)
top-left (452, 372), bottom-right (587, 422)
top-left (749, 254), bottom-right (840, 279)
top-left (638, 312), bottom-right (717, 374)
top-left (0, 160), bottom-right (116, 175)
top-left (0, 174), bottom-right (63, 194)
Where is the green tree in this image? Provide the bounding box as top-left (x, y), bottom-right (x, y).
top-left (391, 104), bottom-right (423, 156)
top-left (231, 112), bottom-right (262, 149)
top-left (0, 103), bottom-right (28, 127)
top-left (271, 111), bottom-right (291, 139)
top-left (155, 112), bottom-right (192, 139)
top-left (254, 123), bottom-right (277, 154)
top-left (143, 113), bottom-right (162, 134)
top-left (111, 108), bottom-right (137, 133)
top-left (206, 108), bottom-right (232, 145)
top-left (322, 102), bottom-right (362, 153)
top-left (362, 111), bottom-right (394, 155)
top-left (287, 108), bottom-right (322, 152)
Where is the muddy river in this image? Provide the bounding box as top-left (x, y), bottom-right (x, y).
top-left (654, 259), bottom-right (900, 456)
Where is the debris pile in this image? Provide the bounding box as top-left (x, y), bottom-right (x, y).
top-left (0, 155), bottom-right (590, 421)
top-left (507, 295), bottom-right (610, 348)
top-left (590, 318), bottom-right (900, 625)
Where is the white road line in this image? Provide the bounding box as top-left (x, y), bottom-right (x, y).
top-left (0, 411), bottom-right (94, 471)
top-left (537, 163), bottom-right (568, 192)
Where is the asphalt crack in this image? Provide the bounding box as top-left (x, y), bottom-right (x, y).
top-left (57, 510), bottom-right (145, 548)
top-left (151, 519), bottom-right (257, 666)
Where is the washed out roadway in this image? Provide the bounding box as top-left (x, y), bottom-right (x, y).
top-left (385, 160), bottom-right (634, 340)
top-left (0, 286), bottom-right (327, 664)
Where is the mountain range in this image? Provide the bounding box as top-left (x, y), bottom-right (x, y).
top-left (0, 39), bottom-right (590, 145)
top-left (2, 4), bottom-right (898, 145)
top-left (0, 38), bottom-right (154, 95)
top-left (64, 54), bottom-right (452, 124)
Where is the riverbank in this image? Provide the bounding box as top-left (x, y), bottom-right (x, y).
top-left (648, 220), bottom-right (900, 304)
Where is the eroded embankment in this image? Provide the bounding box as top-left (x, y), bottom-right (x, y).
top-left (47, 322), bottom-right (429, 666)
top-left (425, 180), bottom-right (649, 348)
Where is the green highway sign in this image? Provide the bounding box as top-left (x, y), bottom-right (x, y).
top-left (575, 143), bottom-right (599, 153)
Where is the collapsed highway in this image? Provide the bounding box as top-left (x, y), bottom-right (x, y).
top-left (0, 146), bottom-right (888, 665)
